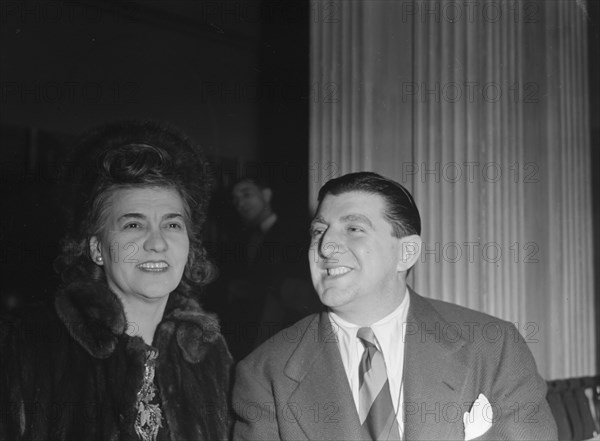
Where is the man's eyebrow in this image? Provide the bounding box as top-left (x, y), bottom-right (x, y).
top-left (310, 215), bottom-right (326, 226)
top-left (340, 214), bottom-right (373, 228)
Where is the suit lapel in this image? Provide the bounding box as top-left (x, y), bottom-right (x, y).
top-left (285, 312), bottom-right (364, 441)
top-left (402, 290), bottom-right (471, 440)
top-left (282, 293), bottom-right (473, 440)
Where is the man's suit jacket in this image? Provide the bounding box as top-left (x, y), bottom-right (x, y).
top-left (232, 289), bottom-right (558, 440)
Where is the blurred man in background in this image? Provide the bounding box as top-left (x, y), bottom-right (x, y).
top-left (223, 177), bottom-right (318, 360)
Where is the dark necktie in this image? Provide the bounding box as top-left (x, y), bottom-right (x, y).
top-left (357, 327), bottom-right (402, 440)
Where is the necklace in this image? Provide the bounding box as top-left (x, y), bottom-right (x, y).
top-left (134, 347), bottom-right (163, 441)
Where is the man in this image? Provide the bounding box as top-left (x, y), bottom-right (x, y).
top-left (233, 172), bottom-right (558, 440)
top-left (224, 177), bottom-right (317, 360)
top-left (231, 177), bottom-right (277, 244)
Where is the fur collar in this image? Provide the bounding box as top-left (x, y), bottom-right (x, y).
top-left (54, 281), bottom-right (220, 363)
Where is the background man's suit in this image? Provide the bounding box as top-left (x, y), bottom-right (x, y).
top-left (233, 289), bottom-right (558, 440)
top-left (221, 216), bottom-right (319, 360)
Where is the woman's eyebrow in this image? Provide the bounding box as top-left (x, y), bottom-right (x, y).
top-left (163, 213), bottom-right (185, 221)
top-left (117, 213), bottom-right (145, 222)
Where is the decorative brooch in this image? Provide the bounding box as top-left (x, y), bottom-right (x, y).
top-left (134, 348), bottom-right (163, 441)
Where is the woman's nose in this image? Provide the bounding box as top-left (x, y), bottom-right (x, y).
top-left (143, 229), bottom-right (168, 253)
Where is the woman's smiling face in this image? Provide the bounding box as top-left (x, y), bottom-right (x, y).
top-left (90, 186), bottom-right (190, 303)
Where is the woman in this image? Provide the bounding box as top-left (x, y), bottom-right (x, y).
top-left (0, 121), bottom-right (232, 440)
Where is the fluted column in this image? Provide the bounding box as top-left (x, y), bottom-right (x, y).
top-left (310, 0), bottom-right (364, 207)
top-left (410, 0), bottom-right (594, 378)
top-left (544, 0), bottom-right (594, 379)
top-left (411, 1), bottom-right (529, 327)
top-left (309, 0), bottom-right (413, 209)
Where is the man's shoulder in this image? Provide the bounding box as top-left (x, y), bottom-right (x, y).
top-left (410, 292), bottom-right (524, 351)
top-left (238, 313), bottom-right (321, 369)
top-left (417, 293), bottom-right (513, 328)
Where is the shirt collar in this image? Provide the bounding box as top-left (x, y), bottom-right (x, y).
top-left (260, 213), bottom-right (277, 233)
top-left (329, 288), bottom-right (410, 345)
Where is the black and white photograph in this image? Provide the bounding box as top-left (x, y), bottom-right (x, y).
top-left (1, 0), bottom-right (599, 440)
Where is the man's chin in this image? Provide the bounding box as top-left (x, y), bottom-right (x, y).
top-left (317, 287), bottom-right (354, 310)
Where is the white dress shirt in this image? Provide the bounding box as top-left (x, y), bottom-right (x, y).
top-left (328, 289), bottom-right (410, 434)
top-left (259, 213), bottom-right (277, 233)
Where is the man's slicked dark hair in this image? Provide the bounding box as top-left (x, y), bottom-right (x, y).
top-left (317, 171), bottom-right (421, 237)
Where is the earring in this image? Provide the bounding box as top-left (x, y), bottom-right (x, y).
top-left (96, 256), bottom-right (103, 263)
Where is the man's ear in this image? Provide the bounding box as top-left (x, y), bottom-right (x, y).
top-left (261, 188), bottom-right (273, 204)
top-left (397, 235), bottom-right (422, 272)
top-left (89, 236), bottom-right (104, 266)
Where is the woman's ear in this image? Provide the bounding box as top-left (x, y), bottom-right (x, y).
top-left (397, 235), bottom-right (422, 272)
top-left (89, 236), bottom-right (104, 266)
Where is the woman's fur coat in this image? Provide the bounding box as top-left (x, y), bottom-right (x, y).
top-left (0, 281), bottom-right (233, 440)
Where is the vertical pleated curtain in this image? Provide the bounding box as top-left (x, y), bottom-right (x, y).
top-left (309, 0), bottom-right (594, 379)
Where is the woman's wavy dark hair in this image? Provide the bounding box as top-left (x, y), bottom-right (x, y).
top-left (55, 121), bottom-right (216, 296)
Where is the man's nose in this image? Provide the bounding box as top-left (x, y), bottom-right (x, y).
top-left (319, 229), bottom-right (344, 259)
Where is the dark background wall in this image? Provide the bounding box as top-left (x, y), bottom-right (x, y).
top-left (1, 1), bottom-right (598, 356)
top-left (0, 0), bottom-right (309, 304)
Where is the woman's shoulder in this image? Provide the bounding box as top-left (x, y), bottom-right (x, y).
top-left (0, 302), bottom-right (70, 354)
top-left (159, 291), bottom-right (233, 366)
top-left (0, 302), bottom-right (79, 399)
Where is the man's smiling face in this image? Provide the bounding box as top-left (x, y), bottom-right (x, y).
top-left (309, 191), bottom-right (406, 324)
